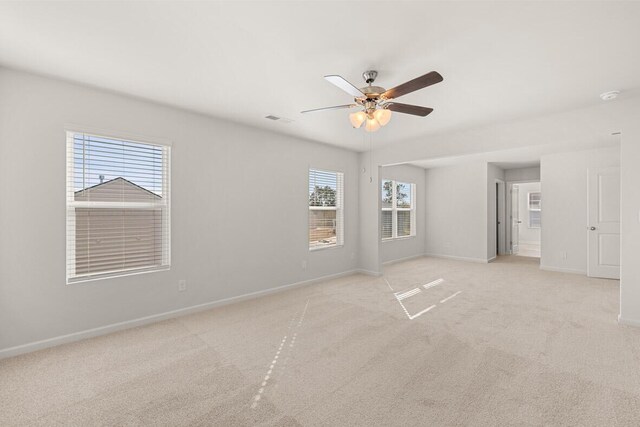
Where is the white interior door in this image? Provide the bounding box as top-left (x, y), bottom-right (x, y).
top-left (588, 166), bottom-right (620, 279)
top-left (511, 184), bottom-right (519, 255)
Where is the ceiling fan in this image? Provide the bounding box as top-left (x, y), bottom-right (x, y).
top-left (301, 70), bottom-right (443, 132)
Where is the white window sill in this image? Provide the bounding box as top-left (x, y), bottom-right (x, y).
top-left (67, 265), bottom-right (170, 285)
top-left (309, 244), bottom-right (344, 252)
top-left (382, 235), bottom-right (416, 243)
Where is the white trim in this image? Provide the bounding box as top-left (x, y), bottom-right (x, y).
top-left (539, 264), bottom-right (586, 275)
top-left (382, 235), bottom-right (416, 243)
top-left (424, 253), bottom-right (490, 263)
top-left (618, 315), bottom-right (640, 328)
top-left (355, 268), bottom-right (383, 277)
top-left (487, 256), bottom-right (497, 263)
top-left (382, 253), bottom-right (425, 265)
top-left (64, 124), bottom-right (173, 147)
top-left (0, 269), bottom-right (359, 359)
top-left (309, 243), bottom-right (344, 252)
top-left (381, 179), bottom-right (416, 240)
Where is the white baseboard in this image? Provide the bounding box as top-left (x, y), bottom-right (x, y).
top-left (424, 253), bottom-right (490, 264)
top-left (519, 240), bottom-right (541, 246)
top-left (355, 268), bottom-right (383, 277)
top-left (382, 253), bottom-right (426, 266)
top-left (487, 256), bottom-right (497, 263)
top-left (539, 264), bottom-right (586, 275)
top-left (618, 315), bottom-right (640, 328)
top-left (0, 269), bottom-right (359, 359)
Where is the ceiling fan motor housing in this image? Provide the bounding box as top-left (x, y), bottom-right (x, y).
top-left (362, 70), bottom-right (378, 84)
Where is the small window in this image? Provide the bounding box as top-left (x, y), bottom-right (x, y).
top-left (309, 169), bottom-right (344, 250)
top-left (528, 192), bottom-right (541, 228)
top-left (381, 180), bottom-right (416, 240)
top-left (66, 132), bottom-right (171, 283)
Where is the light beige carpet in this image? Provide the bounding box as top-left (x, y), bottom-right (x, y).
top-left (2, 256), bottom-right (640, 426)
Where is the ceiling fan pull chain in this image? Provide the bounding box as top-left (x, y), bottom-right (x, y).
top-left (369, 132), bottom-right (373, 184)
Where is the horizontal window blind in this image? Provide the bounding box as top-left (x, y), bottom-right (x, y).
top-left (309, 169), bottom-right (344, 249)
top-left (528, 192), bottom-right (541, 228)
top-left (381, 179), bottom-right (416, 240)
top-left (66, 132), bottom-right (170, 283)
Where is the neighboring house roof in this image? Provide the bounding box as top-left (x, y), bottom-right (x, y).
top-left (75, 177), bottom-right (162, 201)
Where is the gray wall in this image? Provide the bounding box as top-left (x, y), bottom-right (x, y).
top-left (505, 166), bottom-right (540, 182)
top-left (0, 68), bottom-right (360, 351)
top-left (621, 118), bottom-right (640, 326)
top-left (380, 164), bottom-right (426, 263)
top-left (424, 162), bottom-right (489, 262)
top-left (540, 146), bottom-right (620, 274)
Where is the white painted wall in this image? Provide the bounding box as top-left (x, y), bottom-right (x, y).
top-left (505, 166), bottom-right (540, 182)
top-left (540, 146), bottom-right (620, 274)
top-left (0, 68), bottom-right (360, 352)
top-left (424, 162), bottom-right (488, 262)
top-left (487, 164), bottom-right (505, 259)
top-left (359, 99), bottom-right (629, 275)
top-left (516, 182), bottom-right (541, 244)
top-left (620, 116), bottom-right (640, 326)
top-left (380, 164), bottom-right (426, 263)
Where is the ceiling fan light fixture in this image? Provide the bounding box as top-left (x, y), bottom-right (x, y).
top-left (373, 108), bottom-right (392, 126)
top-left (349, 111), bottom-right (367, 128)
top-left (365, 118), bottom-right (381, 132)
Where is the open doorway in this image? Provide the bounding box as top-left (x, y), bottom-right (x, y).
top-left (508, 182), bottom-right (541, 258)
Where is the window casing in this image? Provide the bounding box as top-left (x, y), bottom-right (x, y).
top-left (309, 169), bottom-right (344, 250)
top-left (528, 191), bottom-right (541, 228)
top-left (381, 180), bottom-right (416, 240)
top-left (66, 132), bottom-right (171, 283)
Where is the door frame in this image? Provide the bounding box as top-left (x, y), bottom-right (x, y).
top-left (495, 179), bottom-right (507, 255)
top-left (506, 180), bottom-right (541, 255)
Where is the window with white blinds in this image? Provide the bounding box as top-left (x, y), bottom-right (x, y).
top-left (309, 169), bottom-right (344, 250)
top-left (66, 132), bottom-right (171, 283)
top-left (528, 191), bottom-right (541, 228)
top-left (381, 180), bottom-right (415, 240)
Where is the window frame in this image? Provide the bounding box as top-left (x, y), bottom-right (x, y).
top-left (308, 168), bottom-right (344, 251)
top-left (65, 130), bottom-right (171, 284)
top-left (528, 191), bottom-right (541, 229)
top-left (381, 179), bottom-right (416, 241)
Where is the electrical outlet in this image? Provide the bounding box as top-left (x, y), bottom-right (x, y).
top-left (351, 252), bottom-right (356, 260)
top-left (301, 260), bottom-right (307, 270)
top-left (561, 251), bottom-right (567, 260)
top-left (178, 280), bottom-right (187, 292)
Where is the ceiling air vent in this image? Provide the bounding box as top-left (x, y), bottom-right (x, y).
top-left (265, 115), bottom-right (294, 124)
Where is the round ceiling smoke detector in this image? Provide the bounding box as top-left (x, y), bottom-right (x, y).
top-left (600, 90), bottom-right (620, 101)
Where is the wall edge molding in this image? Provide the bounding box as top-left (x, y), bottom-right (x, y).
top-left (0, 269), bottom-right (359, 359)
top-left (539, 264), bottom-right (587, 275)
top-left (424, 253), bottom-right (489, 264)
top-left (618, 315), bottom-right (640, 328)
top-left (382, 253), bottom-right (426, 266)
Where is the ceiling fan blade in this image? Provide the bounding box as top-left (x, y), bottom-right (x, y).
top-left (383, 71), bottom-right (443, 100)
top-left (301, 104), bottom-right (358, 114)
top-left (324, 75), bottom-right (364, 97)
top-left (386, 103), bottom-right (434, 117)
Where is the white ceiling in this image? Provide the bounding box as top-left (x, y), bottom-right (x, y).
top-left (406, 133), bottom-right (621, 170)
top-left (1, 1), bottom-right (639, 152)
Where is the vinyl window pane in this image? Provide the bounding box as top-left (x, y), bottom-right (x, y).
top-left (382, 210), bottom-right (393, 239)
top-left (67, 132), bottom-right (170, 283)
top-left (396, 182), bottom-right (412, 208)
top-left (529, 210), bottom-right (541, 228)
top-left (397, 211), bottom-right (411, 237)
top-left (381, 180), bottom-right (393, 209)
top-left (309, 169), bottom-right (343, 249)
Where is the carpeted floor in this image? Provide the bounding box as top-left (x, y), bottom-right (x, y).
top-left (2, 256), bottom-right (640, 426)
